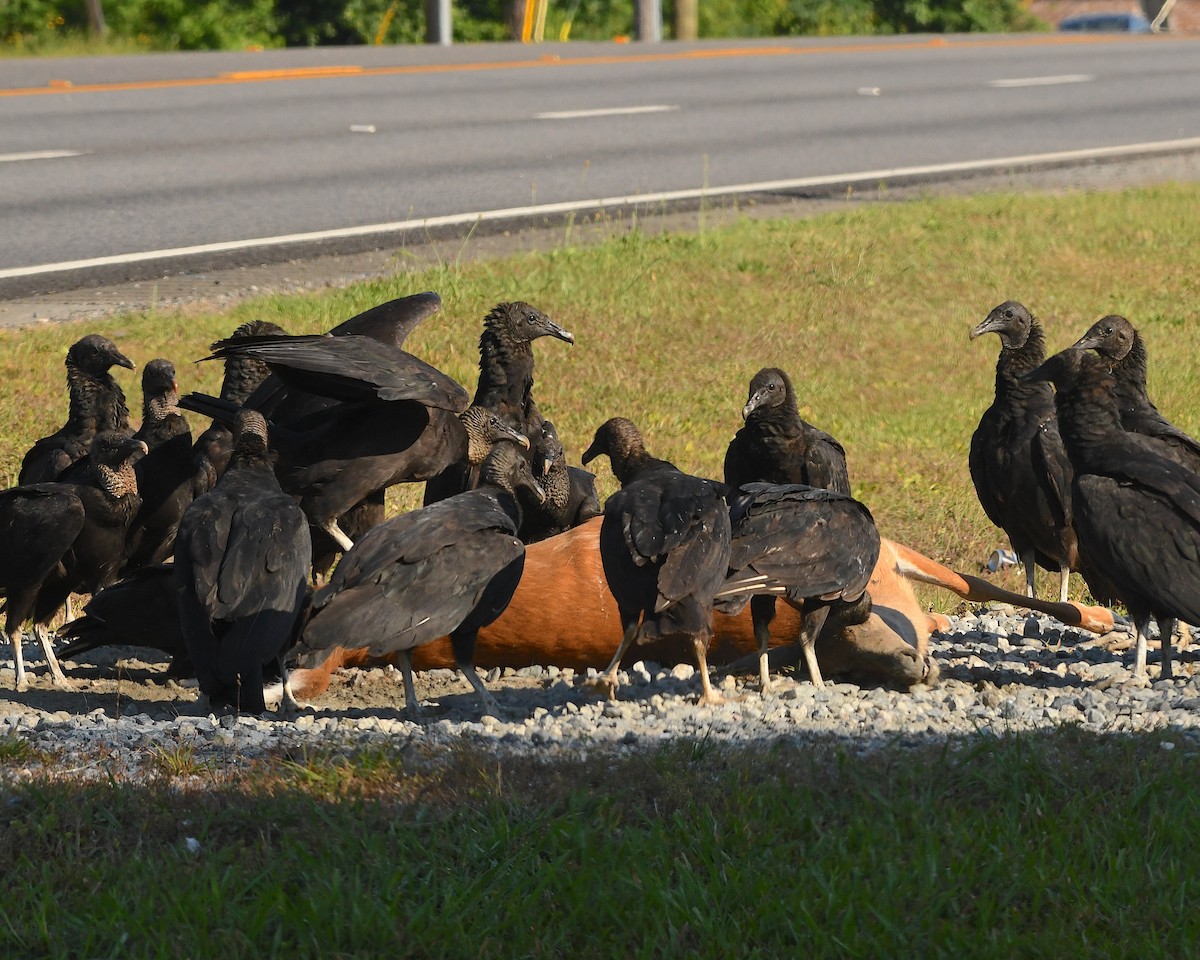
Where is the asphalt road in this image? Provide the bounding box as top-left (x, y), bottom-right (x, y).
top-left (2, 34), bottom-right (1199, 295)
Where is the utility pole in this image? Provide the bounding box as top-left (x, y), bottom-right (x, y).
top-left (84, 0), bottom-right (107, 36)
top-left (674, 0), bottom-right (698, 40)
top-left (635, 0), bottom-right (662, 41)
top-left (425, 0), bottom-right (452, 44)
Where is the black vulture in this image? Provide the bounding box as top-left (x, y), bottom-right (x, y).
top-left (517, 420), bottom-right (602, 543)
top-left (56, 564), bottom-right (191, 677)
top-left (181, 328), bottom-right (470, 554)
top-left (714, 483), bottom-right (880, 690)
top-left (120, 359), bottom-right (203, 575)
top-left (723, 367), bottom-right (851, 496)
top-left (19, 334), bottom-right (135, 485)
top-left (293, 441), bottom-right (545, 719)
top-left (183, 294), bottom-right (445, 559)
top-left (192, 319), bottom-right (286, 494)
top-left (471, 300), bottom-right (574, 436)
top-left (968, 300), bottom-right (1080, 602)
top-left (0, 431), bottom-right (147, 690)
top-left (174, 410), bottom-right (312, 714)
top-left (1026, 348), bottom-right (1200, 681)
top-left (424, 301), bottom-right (575, 505)
top-left (581, 417), bottom-right (733, 704)
top-left (1071, 314), bottom-right (1200, 473)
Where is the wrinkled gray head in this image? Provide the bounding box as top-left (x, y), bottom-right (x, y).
top-left (460, 405), bottom-right (530, 465)
top-left (534, 420), bottom-right (565, 477)
top-left (234, 409), bottom-right (270, 445)
top-left (1072, 314), bottom-right (1135, 362)
top-left (480, 440), bottom-right (546, 502)
top-left (89, 430), bottom-right (148, 470)
top-left (68, 334), bottom-right (135, 375)
top-left (485, 301), bottom-right (575, 346)
top-left (582, 417), bottom-right (645, 471)
top-left (970, 300), bottom-right (1036, 349)
top-left (741, 367), bottom-right (795, 421)
top-left (141, 359), bottom-right (178, 398)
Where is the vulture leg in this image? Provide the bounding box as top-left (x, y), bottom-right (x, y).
top-left (693, 636), bottom-right (725, 706)
top-left (6, 628), bottom-right (28, 693)
top-left (1132, 616), bottom-right (1152, 682)
top-left (34, 623), bottom-right (70, 689)
top-left (394, 650), bottom-right (424, 720)
top-left (278, 663), bottom-right (308, 714)
top-left (1057, 567), bottom-right (1071, 604)
top-left (750, 595), bottom-right (777, 692)
top-left (797, 603), bottom-right (833, 689)
top-left (1020, 549), bottom-right (1037, 599)
top-left (319, 518), bottom-right (355, 554)
top-left (1160, 617), bottom-right (1177, 681)
top-left (459, 663), bottom-right (499, 718)
top-left (592, 619), bottom-right (640, 700)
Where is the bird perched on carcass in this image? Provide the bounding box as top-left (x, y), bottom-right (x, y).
top-left (0, 431), bottom-right (147, 690)
top-left (293, 441), bottom-right (545, 719)
top-left (1071, 314), bottom-right (1200, 474)
top-left (714, 483), bottom-right (880, 690)
top-left (180, 295), bottom-right (469, 555)
top-left (724, 367), bottom-right (851, 496)
top-left (582, 417), bottom-right (732, 704)
top-left (424, 300), bottom-right (575, 505)
top-left (1025, 348), bottom-right (1200, 681)
top-left (968, 300), bottom-right (1080, 602)
top-left (517, 420), bottom-right (601, 543)
top-left (174, 410), bottom-right (311, 714)
top-left (19, 334), bottom-right (135, 485)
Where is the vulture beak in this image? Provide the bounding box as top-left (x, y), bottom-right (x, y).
top-left (113, 350), bottom-right (136, 371)
top-left (532, 480), bottom-right (547, 504)
top-left (1071, 331), bottom-right (1105, 352)
top-left (499, 422), bottom-right (531, 450)
top-left (741, 390), bottom-right (767, 421)
top-left (969, 316), bottom-right (1007, 341)
top-left (538, 315), bottom-right (575, 345)
top-left (581, 440), bottom-right (599, 465)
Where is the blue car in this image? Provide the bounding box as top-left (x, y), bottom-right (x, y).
top-left (1057, 11), bottom-right (1154, 32)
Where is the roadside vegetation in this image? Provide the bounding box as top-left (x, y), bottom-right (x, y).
top-left (2, 0), bottom-right (1044, 54)
top-left (2, 183), bottom-right (1198, 954)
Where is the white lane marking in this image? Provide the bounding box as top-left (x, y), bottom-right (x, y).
top-left (0, 149), bottom-right (84, 163)
top-left (988, 74), bottom-right (1095, 88)
top-left (5, 135), bottom-right (1200, 281)
top-left (536, 104), bottom-right (678, 120)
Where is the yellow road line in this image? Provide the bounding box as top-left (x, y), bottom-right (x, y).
top-left (0, 34), bottom-right (1179, 99)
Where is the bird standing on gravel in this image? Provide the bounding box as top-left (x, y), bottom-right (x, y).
top-left (1, 431), bottom-right (147, 691)
top-left (1025, 348), bottom-right (1200, 681)
top-left (969, 301), bottom-right (1079, 602)
top-left (174, 410), bottom-right (311, 714)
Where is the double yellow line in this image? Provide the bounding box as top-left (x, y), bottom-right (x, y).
top-left (0, 34), bottom-right (1165, 99)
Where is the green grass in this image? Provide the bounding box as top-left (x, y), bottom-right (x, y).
top-left (3, 183), bottom-right (1198, 602)
top-left (3, 730), bottom-right (1199, 957)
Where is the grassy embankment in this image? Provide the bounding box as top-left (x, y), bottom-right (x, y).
top-left (2, 184), bottom-right (1199, 957)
